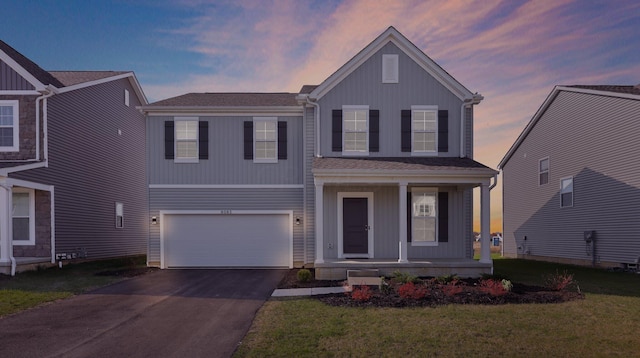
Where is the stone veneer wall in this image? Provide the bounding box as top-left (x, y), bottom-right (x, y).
top-left (0, 95), bottom-right (39, 160)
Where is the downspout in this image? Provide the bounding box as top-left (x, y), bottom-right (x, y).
top-left (0, 182), bottom-right (16, 276)
top-left (459, 94), bottom-right (483, 158)
top-left (305, 97), bottom-right (321, 157)
top-left (41, 85), bottom-right (58, 166)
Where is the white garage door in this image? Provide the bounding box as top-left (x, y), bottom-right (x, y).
top-left (163, 212), bottom-right (291, 268)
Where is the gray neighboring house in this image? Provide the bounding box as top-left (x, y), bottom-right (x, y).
top-left (141, 27), bottom-right (498, 279)
top-left (0, 40), bottom-right (148, 275)
top-left (499, 85), bottom-right (640, 269)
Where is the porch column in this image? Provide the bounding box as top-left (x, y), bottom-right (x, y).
top-left (398, 182), bottom-right (408, 263)
top-left (479, 183), bottom-right (492, 264)
top-left (0, 180), bottom-right (12, 266)
top-left (314, 182), bottom-right (324, 264)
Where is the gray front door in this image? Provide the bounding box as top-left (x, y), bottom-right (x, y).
top-left (343, 198), bottom-right (368, 255)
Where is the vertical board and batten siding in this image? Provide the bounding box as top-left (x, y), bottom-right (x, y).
top-left (303, 106), bottom-right (316, 264)
top-left (503, 91), bottom-right (640, 264)
top-left (321, 186), bottom-right (467, 259)
top-left (0, 60), bottom-right (34, 90)
top-left (11, 78), bottom-right (148, 259)
top-left (318, 42), bottom-right (464, 158)
top-left (147, 188), bottom-right (304, 265)
top-left (147, 115), bottom-right (303, 184)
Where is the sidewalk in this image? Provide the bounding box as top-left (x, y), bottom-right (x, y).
top-left (271, 286), bottom-right (350, 297)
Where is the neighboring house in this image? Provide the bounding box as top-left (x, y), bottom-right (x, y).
top-left (141, 27), bottom-right (497, 279)
top-left (499, 85), bottom-right (640, 269)
top-left (0, 40), bottom-right (148, 275)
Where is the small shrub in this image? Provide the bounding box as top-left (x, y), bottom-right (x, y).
top-left (481, 273), bottom-right (509, 281)
top-left (296, 269), bottom-right (313, 283)
top-left (436, 274), bottom-right (459, 284)
top-left (479, 279), bottom-right (508, 296)
top-left (379, 278), bottom-right (393, 295)
top-left (441, 279), bottom-right (464, 297)
top-left (351, 285), bottom-right (373, 302)
top-left (398, 282), bottom-right (427, 300)
top-left (545, 270), bottom-right (575, 291)
top-left (392, 270), bottom-right (419, 284)
top-left (501, 279), bottom-right (513, 292)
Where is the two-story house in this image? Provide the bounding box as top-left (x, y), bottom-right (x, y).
top-left (499, 85), bottom-right (640, 270)
top-left (0, 40), bottom-right (148, 275)
top-left (141, 27), bottom-right (497, 279)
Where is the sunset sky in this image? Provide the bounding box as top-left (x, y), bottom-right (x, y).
top-left (3, 0), bottom-right (639, 232)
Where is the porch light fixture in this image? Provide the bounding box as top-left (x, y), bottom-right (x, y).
top-left (151, 216), bottom-right (158, 225)
top-left (295, 217), bottom-right (301, 226)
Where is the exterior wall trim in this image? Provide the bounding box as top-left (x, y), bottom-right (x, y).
top-left (0, 49), bottom-right (46, 91)
top-left (0, 91), bottom-right (40, 95)
top-left (56, 73), bottom-right (148, 105)
top-left (149, 184), bottom-right (304, 189)
top-left (158, 209), bottom-right (294, 269)
top-left (0, 162), bottom-right (47, 176)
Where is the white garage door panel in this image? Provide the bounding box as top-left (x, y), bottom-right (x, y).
top-left (164, 214), bottom-right (290, 267)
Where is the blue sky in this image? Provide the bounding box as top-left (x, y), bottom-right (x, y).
top-left (2, 0), bottom-right (639, 231)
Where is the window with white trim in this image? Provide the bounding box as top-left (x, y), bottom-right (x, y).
top-left (175, 118), bottom-right (198, 162)
top-left (115, 202), bottom-right (124, 228)
top-left (539, 158), bottom-right (549, 185)
top-left (412, 188), bottom-right (437, 245)
top-left (382, 54), bottom-right (399, 83)
top-left (560, 177), bottom-right (573, 207)
top-left (0, 100), bottom-right (19, 152)
top-left (412, 106), bottom-right (438, 153)
top-left (254, 117), bottom-right (277, 163)
top-left (12, 188), bottom-right (35, 245)
top-left (343, 105), bottom-right (369, 154)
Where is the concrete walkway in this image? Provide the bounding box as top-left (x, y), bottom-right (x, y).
top-left (271, 286), bottom-right (350, 297)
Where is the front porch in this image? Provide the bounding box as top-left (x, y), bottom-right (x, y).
top-left (314, 258), bottom-right (492, 280)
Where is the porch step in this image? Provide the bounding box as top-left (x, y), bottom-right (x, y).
top-left (347, 269), bottom-right (382, 286)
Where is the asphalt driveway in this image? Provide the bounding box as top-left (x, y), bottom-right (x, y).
top-left (0, 269), bottom-right (285, 358)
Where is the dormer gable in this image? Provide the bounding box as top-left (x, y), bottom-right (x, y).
top-left (308, 27), bottom-right (474, 102)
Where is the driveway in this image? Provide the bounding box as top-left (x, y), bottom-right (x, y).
top-left (0, 269), bottom-right (285, 358)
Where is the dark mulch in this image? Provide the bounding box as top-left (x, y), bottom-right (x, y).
top-left (278, 269), bottom-right (584, 307)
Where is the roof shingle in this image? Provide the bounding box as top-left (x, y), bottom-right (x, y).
top-left (148, 92), bottom-right (300, 107)
top-left (313, 157), bottom-right (496, 172)
top-left (50, 71), bottom-right (129, 87)
top-left (567, 85), bottom-right (640, 96)
top-left (0, 40), bottom-right (64, 87)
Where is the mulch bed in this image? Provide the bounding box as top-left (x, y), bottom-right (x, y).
top-left (278, 269), bottom-right (584, 308)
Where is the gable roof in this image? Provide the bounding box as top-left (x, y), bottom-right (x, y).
top-left (307, 26), bottom-right (476, 102)
top-left (498, 84), bottom-right (640, 169)
top-left (0, 39), bottom-right (63, 89)
top-left (146, 93), bottom-right (299, 107)
top-left (50, 71), bottom-right (130, 87)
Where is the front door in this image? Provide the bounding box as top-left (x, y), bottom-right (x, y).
top-left (343, 198), bottom-right (369, 256)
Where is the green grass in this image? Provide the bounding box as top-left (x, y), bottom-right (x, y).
top-left (235, 259), bottom-right (640, 357)
top-left (0, 256), bottom-right (147, 317)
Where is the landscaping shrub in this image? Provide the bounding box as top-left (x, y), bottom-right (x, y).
top-left (297, 269), bottom-right (313, 283)
top-left (398, 282), bottom-right (427, 300)
top-left (392, 270), bottom-right (419, 284)
top-left (479, 279), bottom-right (508, 296)
top-left (350, 285), bottom-right (373, 302)
top-left (545, 270), bottom-right (575, 291)
top-left (436, 274), bottom-right (459, 284)
top-left (441, 279), bottom-right (464, 297)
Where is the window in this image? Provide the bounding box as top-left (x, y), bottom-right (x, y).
top-left (560, 177), bottom-right (573, 207)
top-left (343, 105), bottom-right (369, 154)
top-left (411, 189), bottom-right (437, 245)
top-left (124, 89), bottom-right (130, 107)
top-left (0, 100), bottom-right (19, 152)
top-left (175, 118), bottom-right (198, 162)
top-left (12, 189), bottom-right (35, 245)
top-left (254, 117), bottom-right (277, 163)
top-left (382, 54), bottom-right (399, 83)
top-left (539, 158), bottom-right (549, 185)
top-left (115, 202), bottom-right (124, 228)
top-left (412, 106), bottom-right (438, 154)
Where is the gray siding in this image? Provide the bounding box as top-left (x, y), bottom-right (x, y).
top-left (148, 188), bottom-right (304, 265)
top-left (318, 42), bottom-right (464, 157)
top-left (147, 115), bottom-right (303, 184)
top-left (11, 78), bottom-right (148, 259)
top-left (303, 106), bottom-right (316, 264)
top-left (502, 91), bottom-right (640, 264)
top-left (1, 60), bottom-right (34, 90)
top-left (321, 186), bottom-right (468, 260)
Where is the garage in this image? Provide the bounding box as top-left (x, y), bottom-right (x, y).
top-left (161, 211), bottom-right (292, 268)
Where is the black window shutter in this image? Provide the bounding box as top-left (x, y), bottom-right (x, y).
top-left (401, 110), bottom-right (411, 152)
top-left (244, 121), bottom-right (253, 160)
top-left (369, 110), bottom-right (379, 152)
top-left (438, 191), bottom-right (449, 242)
top-left (332, 110), bottom-right (342, 152)
top-left (438, 110), bottom-right (449, 152)
top-left (277, 121), bottom-right (287, 160)
top-left (407, 191), bottom-right (412, 242)
top-left (198, 121), bottom-right (208, 160)
top-left (164, 121), bottom-right (174, 159)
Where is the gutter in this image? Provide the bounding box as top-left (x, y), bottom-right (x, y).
top-left (305, 97), bottom-right (321, 157)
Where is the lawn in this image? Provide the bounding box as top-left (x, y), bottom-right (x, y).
top-left (235, 259), bottom-right (640, 357)
top-left (0, 256), bottom-right (148, 317)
